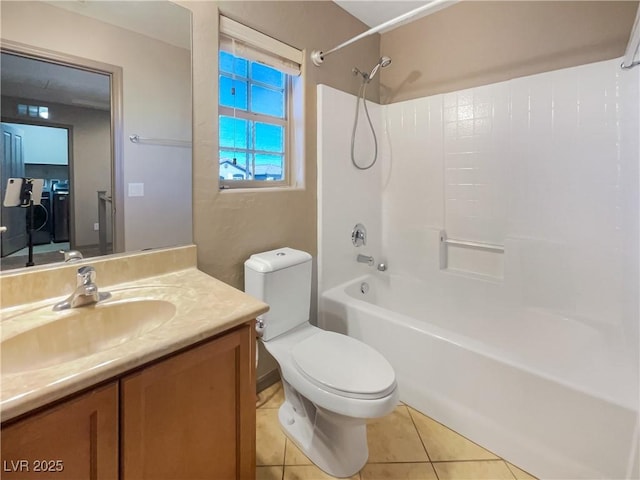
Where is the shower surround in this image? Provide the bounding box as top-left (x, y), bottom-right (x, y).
top-left (317, 58), bottom-right (639, 479)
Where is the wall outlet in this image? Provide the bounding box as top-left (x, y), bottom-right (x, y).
top-left (93, 223), bottom-right (100, 231)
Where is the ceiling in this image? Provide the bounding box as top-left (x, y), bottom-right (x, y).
top-left (333, 0), bottom-right (438, 30)
top-left (45, 1), bottom-right (191, 50)
top-left (2, 2), bottom-right (191, 114)
top-left (1, 53), bottom-right (111, 111)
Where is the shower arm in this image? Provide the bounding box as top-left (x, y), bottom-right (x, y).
top-left (311, 0), bottom-right (457, 66)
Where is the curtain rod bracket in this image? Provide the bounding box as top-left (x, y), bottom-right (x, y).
top-left (311, 50), bottom-right (325, 66)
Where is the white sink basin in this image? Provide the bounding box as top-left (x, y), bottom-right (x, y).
top-left (1, 299), bottom-right (176, 374)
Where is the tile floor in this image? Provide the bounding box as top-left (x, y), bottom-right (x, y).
top-left (256, 382), bottom-right (538, 480)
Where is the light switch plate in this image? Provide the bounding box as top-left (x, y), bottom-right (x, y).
top-left (128, 183), bottom-right (144, 197)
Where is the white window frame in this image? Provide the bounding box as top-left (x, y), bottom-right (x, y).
top-left (218, 16), bottom-right (304, 190)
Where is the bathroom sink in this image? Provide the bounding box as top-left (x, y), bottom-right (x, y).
top-left (1, 299), bottom-right (176, 374)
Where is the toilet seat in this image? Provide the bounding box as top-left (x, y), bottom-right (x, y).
top-left (291, 331), bottom-right (396, 400)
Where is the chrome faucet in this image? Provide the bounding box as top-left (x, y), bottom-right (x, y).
top-left (357, 254), bottom-right (374, 266)
top-left (53, 266), bottom-right (110, 311)
top-left (60, 249), bottom-right (83, 262)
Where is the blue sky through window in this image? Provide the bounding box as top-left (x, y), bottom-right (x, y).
top-left (219, 50), bottom-right (287, 181)
top-left (220, 51), bottom-right (248, 77)
top-left (255, 123), bottom-right (283, 152)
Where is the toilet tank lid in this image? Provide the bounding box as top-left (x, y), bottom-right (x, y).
top-left (245, 247), bottom-right (312, 273)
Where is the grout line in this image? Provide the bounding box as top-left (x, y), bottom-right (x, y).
top-left (364, 461), bottom-right (436, 465)
top-left (405, 406), bottom-right (435, 464)
top-left (282, 438), bottom-right (288, 471)
top-left (405, 406), bottom-right (441, 480)
top-left (504, 460), bottom-right (537, 480)
top-left (431, 459), bottom-right (511, 465)
top-left (406, 404), bottom-right (502, 460)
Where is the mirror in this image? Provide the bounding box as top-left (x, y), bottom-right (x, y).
top-left (0, 0), bottom-right (192, 271)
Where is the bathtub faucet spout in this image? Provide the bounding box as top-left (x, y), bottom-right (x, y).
top-left (357, 254), bottom-right (374, 266)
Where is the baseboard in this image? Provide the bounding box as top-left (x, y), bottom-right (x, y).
top-left (257, 368), bottom-right (280, 393)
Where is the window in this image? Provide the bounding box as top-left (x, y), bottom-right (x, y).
top-left (219, 51), bottom-right (287, 182)
top-left (17, 103), bottom-right (49, 119)
top-left (218, 16), bottom-right (303, 189)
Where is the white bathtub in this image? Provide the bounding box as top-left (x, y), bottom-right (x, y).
top-left (320, 274), bottom-right (639, 480)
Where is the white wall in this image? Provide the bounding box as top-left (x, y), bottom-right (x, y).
top-left (382, 58), bottom-right (639, 351)
top-left (7, 124), bottom-right (68, 165)
top-left (1, 1), bottom-right (192, 253)
top-left (317, 85), bottom-right (383, 294)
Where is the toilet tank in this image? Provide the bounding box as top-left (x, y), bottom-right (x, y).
top-left (244, 247), bottom-right (312, 341)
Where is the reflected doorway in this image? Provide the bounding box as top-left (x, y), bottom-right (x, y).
top-left (0, 52), bottom-right (114, 270)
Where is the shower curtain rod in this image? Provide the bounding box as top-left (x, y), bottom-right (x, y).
top-left (621, 4), bottom-right (640, 69)
top-left (311, 0), bottom-right (457, 66)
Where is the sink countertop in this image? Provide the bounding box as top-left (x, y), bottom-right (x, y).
top-left (0, 267), bottom-right (268, 423)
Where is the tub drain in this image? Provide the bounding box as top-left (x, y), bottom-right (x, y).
top-left (360, 282), bottom-right (369, 294)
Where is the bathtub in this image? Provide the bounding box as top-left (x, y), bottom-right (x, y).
top-left (320, 274), bottom-right (639, 480)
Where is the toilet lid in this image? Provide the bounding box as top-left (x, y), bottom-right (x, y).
top-left (291, 331), bottom-right (396, 399)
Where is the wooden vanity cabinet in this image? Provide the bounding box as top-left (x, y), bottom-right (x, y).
top-left (121, 324), bottom-right (256, 479)
top-left (0, 382), bottom-right (118, 479)
top-left (1, 322), bottom-right (256, 480)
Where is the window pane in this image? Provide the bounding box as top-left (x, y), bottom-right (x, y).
top-left (255, 123), bottom-right (283, 153)
top-left (219, 51), bottom-right (248, 77)
top-left (219, 75), bottom-right (248, 110)
top-left (220, 150), bottom-right (250, 180)
top-left (254, 153), bottom-right (283, 181)
top-left (251, 62), bottom-right (284, 88)
top-left (251, 85), bottom-right (284, 118)
top-left (219, 116), bottom-right (248, 149)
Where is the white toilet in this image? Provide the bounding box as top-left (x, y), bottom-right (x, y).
top-left (245, 247), bottom-right (398, 478)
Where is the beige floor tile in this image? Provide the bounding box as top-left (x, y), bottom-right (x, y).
top-left (285, 439), bottom-right (314, 465)
top-left (257, 466), bottom-right (284, 480)
top-left (507, 462), bottom-right (538, 480)
top-left (408, 407), bottom-right (498, 461)
top-left (433, 460), bottom-right (516, 480)
top-left (258, 381), bottom-right (285, 409)
top-left (257, 408), bottom-right (287, 466)
top-left (283, 465), bottom-right (360, 480)
top-left (360, 462), bottom-right (438, 480)
top-left (367, 405), bottom-right (429, 463)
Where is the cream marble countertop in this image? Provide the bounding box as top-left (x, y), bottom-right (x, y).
top-left (0, 267), bottom-right (268, 422)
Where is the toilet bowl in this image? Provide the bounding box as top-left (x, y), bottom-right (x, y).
top-left (263, 323), bottom-right (398, 477)
top-left (245, 248), bottom-right (398, 477)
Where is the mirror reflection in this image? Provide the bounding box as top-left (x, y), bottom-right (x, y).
top-left (1, 54), bottom-right (112, 270)
top-left (0, 0), bottom-right (192, 271)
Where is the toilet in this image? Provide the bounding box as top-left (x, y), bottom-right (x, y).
top-left (245, 247), bottom-right (398, 478)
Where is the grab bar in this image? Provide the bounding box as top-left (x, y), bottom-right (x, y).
top-left (441, 237), bottom-right (504, 253)
top-left (439, 230), bottom-right (504, 270)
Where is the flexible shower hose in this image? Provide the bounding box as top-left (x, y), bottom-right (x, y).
top-left (350, 80), bottom-right (378, 170)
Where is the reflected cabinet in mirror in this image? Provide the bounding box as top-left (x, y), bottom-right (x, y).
top-left (0, 1), bottom-right (192, 271)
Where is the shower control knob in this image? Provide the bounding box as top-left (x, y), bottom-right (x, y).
top-left (352, 223), bottom-right (367, 247)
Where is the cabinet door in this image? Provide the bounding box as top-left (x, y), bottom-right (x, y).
top-left (0, 382), bottom-right (118, 480)
top-left (121, 324), bottom-right (255, 480)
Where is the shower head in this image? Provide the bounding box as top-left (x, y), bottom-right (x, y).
top-left (367, 56), bottom-right (392, 82)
